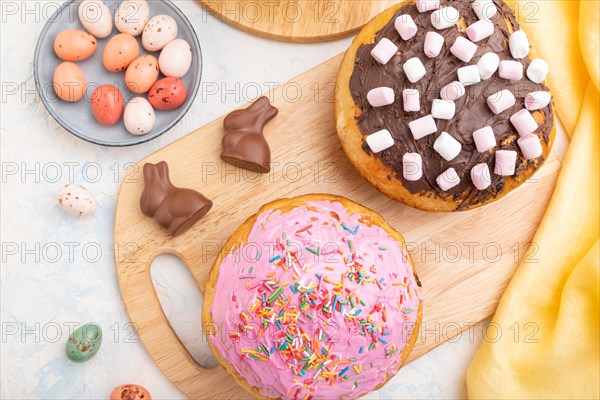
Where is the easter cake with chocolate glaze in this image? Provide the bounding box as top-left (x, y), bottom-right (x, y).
top-left (203, 194), bottom-right (423, 399)
top-left (335, 0), bottom-right (555, 212)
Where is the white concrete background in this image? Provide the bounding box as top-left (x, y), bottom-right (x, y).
top-left (2, 1), bottom-right (567, 399)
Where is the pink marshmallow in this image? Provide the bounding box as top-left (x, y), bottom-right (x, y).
top-left (525, 91), bottom-right (552, 111)
top-left (498, 60), bottom-right (523, 80)
top-left (472, 126), bottom-right (496, 152)
top-left (395, 15), bottom-right (418, 40)
top-left (367, 87), bottom-right (395, 107)
top-left (517, 134), bottom-right (543, 159)
top-left (436, 167), bottom-right (460, 191)
top-left (486, 89), bottom-right (516, 114)
top-left (471, 163), bottom-right (491, 190)
top-left (416, 0), bottom-right (440, 13)
top-left (510, 109), bottom-right (538, 136)
top-left (450, 36), bottom-right (478, 63)
top-left (403, 89), bottom-right (420, 112)
top-left (494, 150), bottom-right (517, 176)
top-left (440, 81), bottom-right (465, 101)
top-left (371, 38), bottom-right (398, 65)
top-left (424, 31), bottom-right (444, 58)
top-left (408, 114), bottom-right (437, 140)
top-left (466, 20), bottom-right (494, 42)
top-left (403, 153), bottom-right (423, 181)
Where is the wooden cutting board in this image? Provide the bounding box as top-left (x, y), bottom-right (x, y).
top-left (114, 53), bottom-right (561, 399)
top-left (198, 0), bottom-right (397, 42)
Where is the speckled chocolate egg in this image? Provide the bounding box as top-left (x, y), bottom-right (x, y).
top-left (142, 14), bottom-right (177, 52)
top-left (103, 33), bottom-right (139, 72)
top-left (54, 30), bottom-right (97, 61)
top-left (65, 323), bottom-right (102, 362)
top-left (53, 62), bottom-right (86, 102)
top-left (124, 97), bottom-right (155, 135)
top-left (148, 77), bottom-right (186, 110)
top-left (110, 384), bottom-right (152, 400)
top-left (78, 0), bottom-right (113, 39)
top-left (91, 84), bottom-right (124, 126)
top-left (58, 184), bottom-right (97, 216)
top-left (158, 39), bottom-right (192, 78)
top-left (125, 55), bottom-right (159, 94)
top-left (115, 0), bottom-right (150, 37)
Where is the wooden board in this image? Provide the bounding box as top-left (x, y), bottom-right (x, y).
top-left (114, 53), bottom-right (561, 399)
top-left (198, 0), bottom-right (397, 42)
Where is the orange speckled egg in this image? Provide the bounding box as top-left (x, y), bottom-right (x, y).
top-left (110, 384), bottom-right (151, 400)
top-left (103, 33), bottom-right (140, 72)
top-left (125, 55), bottom-right (159, 94)
top-left (53, 62), bottom-right (86, 102)
top-left (54, 30), bottom-right (97, 61)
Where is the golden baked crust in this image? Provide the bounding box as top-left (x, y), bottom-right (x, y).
top-left (203, 193), bottom-right (423, 399)
top-left (334, 1), bottom-right (556, 212)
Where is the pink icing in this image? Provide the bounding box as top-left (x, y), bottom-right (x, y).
top-left (208, 200), bottom-right (422, 399)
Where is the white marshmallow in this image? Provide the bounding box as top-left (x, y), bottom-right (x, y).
top-left (477, 52), bottom-right (500, 80)
top-left (367, 87), bottom-right (395, 107)
top-left (525, 91), bottom-right (552, 111)
top-left (371, 38), bottom-right (397, 65)
top-left (431, 99), bottom-right (456, 120)
top-left (526, 58), bottom-right (549, 83)
top-left (409, 114), bottom-right (437, 140)
top-left (403, 57), bottom-right (427, 83)
top-left (472, 126), bottom-right (496, 152)
top-left (450, 36), bottom-right (478, 63)
top-left (509, 30), bottom-right (529, 59)
top-left (440, 81), bottom-right (465, 101)
top-left (486, 89), bottom-right (516, 114)
top-left (466, 20), bottom-right (494, 42)
top-left (424, 31), bottom-right (445, 58)
top-left (437, 167), bottom-right (460, 191)
top-left (457, 65), bottom-right (481, 86)
top-left (472, 0), bottom-right (497, 21)
top-left (431, 7), bottom-right (459, 30)
top-left (471, 163), bottom-right (491, 190)
top-left (403, 153), bottom-right (423, 181)
top-left (510, 109), bottom-right (538, 136)
top-left (395, 14), bottom-right (418, 40)
top-left (416, 0), bottom-right (440, 13)
top-left (366, 129), bottom-right (395, 153)
top-left (403, 89), bottom-right (420, 112)
top-left (433, 131), bottom-right (462, 161)
top-left (494, 150), bottom-right (517, 176)
top-left (517, 134), bottom-right (543, 159)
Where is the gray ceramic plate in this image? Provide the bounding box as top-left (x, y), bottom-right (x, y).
top-left (34, 0), bottom-right (202, 146)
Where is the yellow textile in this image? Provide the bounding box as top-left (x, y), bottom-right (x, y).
top-left (467, 1), bottom-right (600, 399)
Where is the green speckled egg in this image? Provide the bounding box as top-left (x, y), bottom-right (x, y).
top-left (65, 323), bottom-right (102, 362)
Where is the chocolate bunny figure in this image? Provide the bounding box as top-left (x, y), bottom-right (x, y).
top-left (221, 96), bottom-right (279, 173)
top-left (140, 161), bottom-right (213, 236)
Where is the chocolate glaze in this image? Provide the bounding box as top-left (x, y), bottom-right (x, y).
top-left (221, 96), bottom-right (278, 173)
top-left (140, 161), bottom-right (213, 236)
top-left (349, 0), bottom-right (553, 209)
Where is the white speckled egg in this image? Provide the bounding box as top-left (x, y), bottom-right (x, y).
top-left (124, 97), bottom-right (155, 135)
top-left (142, 14), bottom-right (178, 52)
top-left (58, 184), bottom-right (97, 216)
top-left (78, 0), bottom-right (113, 39)
top-left (159, 39), bottom-right (192, 78)
top-left (115, 0), bottom-right (149, 37)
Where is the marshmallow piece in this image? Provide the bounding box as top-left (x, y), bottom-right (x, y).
top-left (437, 167), bottom-right (460, 191)
top-left (440, 81), bottom-right (465, 101)
top-left (403, 57), bottom-right (427, 83)
top-left (395, 15), bottom-right (418, 40)
top-left (526, 58), bottom-right (549, 83)
top-left (509, 30), bottom-right (529, 59)
top-left (433, 131), bottom-right (462, 161)
top-left (416, 0), bottom-right (440, 13)
top-left (371, 38), bottom-right (397, 65)
top-left (424, 31), bottom-right (444, 58)
top-left (366, 129), bottom-right (395, 153)
top-left (472, 0), bottom-right (497, 21)
top-left (403, 153), bottom-right (423, 181)
top-left (518, 134), bottom-right (543, 159)
top-left (471, 163), bottom-right (491, 190)
top-left (431, 7), bottom-right (459, 30)
top-left (466, 20), bottom-right (494, 42)
top-left (472, 126), bottom-right (496, 152)
top-left (450, 36), bottom-right (478, 63)
top-left (367, 87), bottom-right (395, 107)
top-left (403, 89), bottom-right (420, 112)
top-left (431, 99), bottom-right (456, 120)
top-left (498, 60), bottom-right (523, 80)
top-left (477, 52), bottom-right (500, 80)
top-left (510, 109), bottom-right (538, 136)
top-left (409, 114), bottom-right (437, 140)
top-left (494, 150), bottom-right (517, 176)
top-left (486, 89), bottom-right (516, 114)
top-left (457, 65), bottom-right (481, 86)
top-left (525, 91), bottom-right (552, 111)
